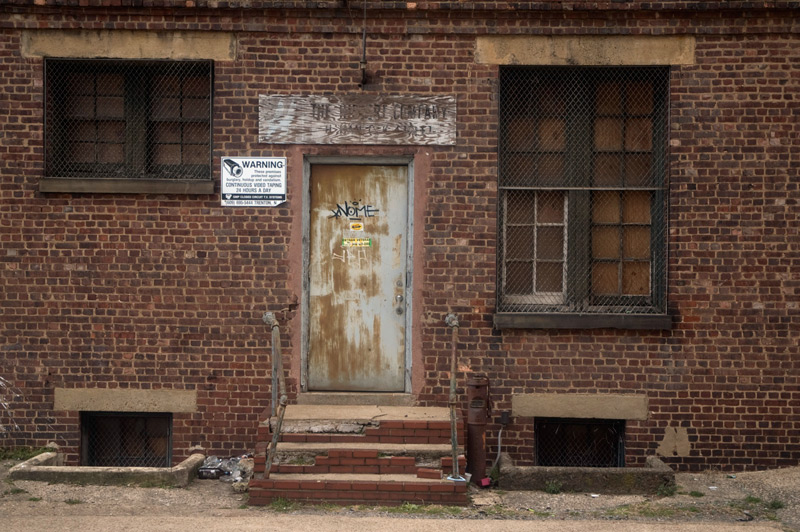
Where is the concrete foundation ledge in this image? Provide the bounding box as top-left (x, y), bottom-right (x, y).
top-left (499, 455), bottom-right (675, 495)
top-left (9, 452), bottom-right (205, 488)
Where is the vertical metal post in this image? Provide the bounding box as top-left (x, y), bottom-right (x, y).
top-left (263, 312), bottom-right (287, 478)
top-left (445, 313), bottom-right (465, 482)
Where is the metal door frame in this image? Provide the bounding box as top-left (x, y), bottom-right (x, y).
top-left (301, 155), bottom-right (415, 393)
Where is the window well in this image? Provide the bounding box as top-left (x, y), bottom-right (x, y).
top-left (81, 412), bottom-right (172, 467)
top-left (535, 417), bottom-right (625, 467)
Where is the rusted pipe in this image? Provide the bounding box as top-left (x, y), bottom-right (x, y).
top-left (445, 313), bottom-right (464, 482)
top-left (262, 312), bottom-right (287, 478)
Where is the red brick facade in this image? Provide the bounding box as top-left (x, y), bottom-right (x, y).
top-left (1, 2), bottom-right (798, 471)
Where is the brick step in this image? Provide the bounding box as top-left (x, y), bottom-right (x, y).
top-left (252, 442), bottom-right (455, 474)
top-left (248, 406), bottom-right (468, 507)
top-left (259, 419), bottom-right (464, 443)
top-left (248, 473), bottom-right (469, 507)
top-left (254, 448), bottom-right (466, 477)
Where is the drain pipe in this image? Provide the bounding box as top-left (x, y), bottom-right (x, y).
top-left (263, 312), bottom-right (287, 478)
top-left (445, 313), bottom-right (465, 482)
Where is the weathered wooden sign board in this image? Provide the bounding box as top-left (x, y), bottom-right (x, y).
top-left (259, 94), bottom-right (457, 146)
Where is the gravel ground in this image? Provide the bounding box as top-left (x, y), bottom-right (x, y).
top-left (1, 458), bottom-right (797, 530)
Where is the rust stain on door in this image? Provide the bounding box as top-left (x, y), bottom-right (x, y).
top-left (308, 165), bottom-right (408, 391)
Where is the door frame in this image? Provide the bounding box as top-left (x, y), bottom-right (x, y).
top-left (300, 155), bottom-right (415, 394)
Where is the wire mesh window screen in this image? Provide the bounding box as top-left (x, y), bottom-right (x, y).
top-left (45, 59), bottom-right (212, 181)
top-left (535, 418), bottom-right (625, 468)
top-left (81, 412), bottom-right (172, 467)
top-left (499, 67), bottom-right (669, 314)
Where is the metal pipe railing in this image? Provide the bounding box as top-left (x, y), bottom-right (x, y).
top-left (262, 311), bottom-right (287, 478)
top-left (445, 313), bottom-right (465, 482)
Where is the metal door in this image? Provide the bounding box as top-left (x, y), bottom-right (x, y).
top-left (307, 164), bottom-right (408, 391)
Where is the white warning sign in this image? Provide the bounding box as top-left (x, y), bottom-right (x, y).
top-left (221, 157), bottom-right (287, 207)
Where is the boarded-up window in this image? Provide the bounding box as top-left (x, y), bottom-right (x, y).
top-left (499, 67), bottom-right (668, 315)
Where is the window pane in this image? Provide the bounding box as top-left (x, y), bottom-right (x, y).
top-left (596, 82), bottom-right (622, 115)
top-left (623, 227), bottom-right (650, 259)
top-left (506, 117), bottom-right (536, 151)
top-left (595, 118), bottom-right (623, 151)
top-left (151, 98), bottom-right (182, 120)
top-left (627, 82), bottom-right (653, 115)
top-left (622, 262), bottom-right (650, 295)
top-left (625, 118), bottom-right (653, 151)
top-left (96, 97), bottom-right (124, 119)
top-left (184, 122), bottom-right (210, 144)
top-left (184, 76), bottom-right (209, 97)
top-left (153, 122), bottom-right (182, 143)
top-left (536, 84), bottom-right (566, 116)
top-left (625, 154), bottom-right (651, 186)
top-left (506, 191), bottom-right (535, 224)
top-left (184, 145), bottom-right (209, 165)
top-left (537, 192), bottom-right (564, 223)
top-left (536, 262), bottom-right (563, 292)
top-left (592, 191), bottom-right (620, 223)
top-left (594, 154), bottom-right (622, 186)
top-left (506, 226), bottom-right (534, 260)
top-left (592, 263), bottom-right (619, 295)
top-left (67, 142), bottom-right (95, 164)
top-left (537, 227), bottom-right (564, 260)
top-left (97, 143), bottom-right (124, 164)
top-left (623, 191), bottom-right (651, 224)
top-left (152, 144), bottom-right (181, 165)
top-left (506, 261), bottom-right (533, 295)
top-left (67, 96), bottom-right (96, 119)
top-left (592, 227), bottom-right (620, 259)
top-left (538, 155), bottom-right (565, 185)
top-left (183, 98), bottom-right (208, 120)
top-left (538, 119), bottom-right (565, 151)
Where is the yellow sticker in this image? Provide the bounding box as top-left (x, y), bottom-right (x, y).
top-left (341, 238), bottom-right (372, 248)
top-left (350, 222), bottom-right (364, 231)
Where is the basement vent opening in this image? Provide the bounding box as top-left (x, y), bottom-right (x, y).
top-left (535, 417), bottom-right (625, 468)
top-left (81, 412), bottom-right (172, 468)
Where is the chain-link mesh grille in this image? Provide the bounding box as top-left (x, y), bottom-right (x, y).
top-left (82, 413), bottom-right (172, 467)
top-left (45, 59), bottom-right (212, 181)
top-left (535, 418), bottom-right (625, 468)
top-left (498, 67), bottom-right (669, 314)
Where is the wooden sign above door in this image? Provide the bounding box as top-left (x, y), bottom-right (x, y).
top-left (259, 94), bottom-right (457, 146)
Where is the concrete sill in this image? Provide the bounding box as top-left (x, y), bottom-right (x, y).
top-left (9, 452), bottom-right (205, 488)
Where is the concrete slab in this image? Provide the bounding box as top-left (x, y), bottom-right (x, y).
top-left (281, 405), bottom-right (451, 422)
top-left (296, 393), bottom-right (414, 406)
top-left (9, 452), bottom-right (205, 488)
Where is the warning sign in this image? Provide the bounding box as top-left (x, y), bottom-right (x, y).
top-left (221, 157), bottom-right (287, 207)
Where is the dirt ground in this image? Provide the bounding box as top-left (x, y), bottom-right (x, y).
top-left (1, 458), bottom-right (797, 531)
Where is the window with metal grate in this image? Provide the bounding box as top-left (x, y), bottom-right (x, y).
top-left (496, 67), bottom-right (671, 329)
top-left (42, 59), bottom-right (213, 194)
top-left (80, 412), bottom-right (172, 468)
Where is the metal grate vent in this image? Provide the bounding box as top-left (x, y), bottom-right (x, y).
top-left (81, 412), bottom-right (172, 468)
top-left (535, 418), bottom-right (625, 468)
top-left (498, 67), bottom-right (670, 315)
top-left (45, 59), bottom-right (212, 181)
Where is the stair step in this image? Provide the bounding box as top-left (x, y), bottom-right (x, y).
top-left (248, 473), bottom-right (468, 506)
top-left (248, 406), bottom-right (469, 507)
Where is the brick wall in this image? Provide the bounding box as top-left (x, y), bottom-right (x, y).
top-left (1, 4), bottom-right (798, 470)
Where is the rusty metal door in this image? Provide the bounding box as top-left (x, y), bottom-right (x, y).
top-left (307, 164), bottom-right (408, 391)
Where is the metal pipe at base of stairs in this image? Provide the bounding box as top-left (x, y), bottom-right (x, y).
top-left (263, 312), bottom-right (288, 478)
top-left (445, 313), bottom-right (465, 483)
